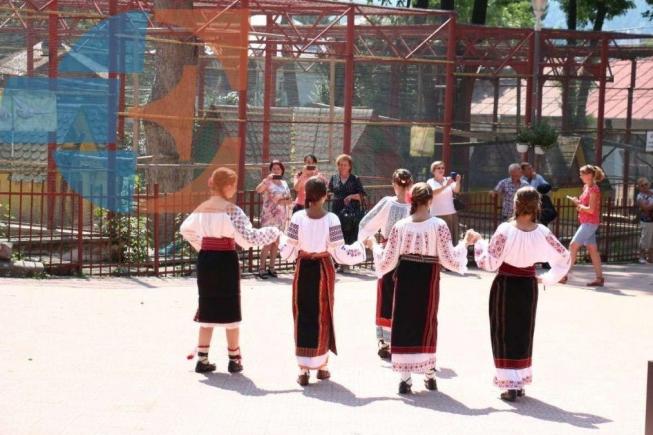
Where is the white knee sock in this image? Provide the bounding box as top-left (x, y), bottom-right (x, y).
top-left (400, 371), bottom-right (412, 384)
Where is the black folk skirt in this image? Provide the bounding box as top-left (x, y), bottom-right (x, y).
top-left (293, 252), bottom-right (337, 369)
top-left (390, 255), bottom-right (441, 373)
top-left (194, 249), bottom-right (241, 327)
top-left (489, 269), bottom-right (538, 389)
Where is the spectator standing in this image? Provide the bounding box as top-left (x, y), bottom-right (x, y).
top-left (426, 160), bottom-right (462, 242)
top-left (521, 162), bottom-right (548, 189)
top-left (636, 177), bottom-right (653, 264)
top-left (491, 163), bottom-right (529, 220)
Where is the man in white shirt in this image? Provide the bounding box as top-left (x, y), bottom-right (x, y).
top-left (520, 162), bottom-right (548, 189)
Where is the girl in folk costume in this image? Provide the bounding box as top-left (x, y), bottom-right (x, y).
top-left (367, 183), bottom-right (473, 394)
top-left (279, 177), bottom-right (366, 386)
top-left (473, 187), bottom-right (571, 402)
top-left (358, 169), bottom-right (413, 360)
top-left (180, 168), bottom-right (281, 374)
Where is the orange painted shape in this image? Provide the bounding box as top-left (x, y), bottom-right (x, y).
top-left (154, 8), bottom-right (249, 92)
top-left (128, 65), bottom-right (197, 161)
top-left (143, 137), bottom-right (241, 214)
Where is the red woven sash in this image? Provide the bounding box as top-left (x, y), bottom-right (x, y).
top-left (498, 263), bottom-right (536, 277)
top-left (201, 237), bottom-right (236, 251)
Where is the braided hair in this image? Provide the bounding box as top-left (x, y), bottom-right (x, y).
top-left (392, 168), bottom-right (413, 188)
top-left (512, 186), bottom-right (541, 222)
top-left (410, 182), bottom-right (433, 215)
top-left (304, 176), bottom-right (327, 209)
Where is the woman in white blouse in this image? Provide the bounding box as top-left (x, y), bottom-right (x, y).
top-left (280, 177), bottom-right (366, 386)
top-left (358, 168), bottom-right (413, 360)
top-left (427, 160), bottom-right (462, 242)
top-left (180, 168), bottom-right (281, 374)
top-left (473, 186), bottom-right (570, 402)
top-left (367, 182), bottom-right (475, 394)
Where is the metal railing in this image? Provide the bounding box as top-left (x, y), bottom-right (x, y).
top-left (0, 182), bottom-right (641, 276)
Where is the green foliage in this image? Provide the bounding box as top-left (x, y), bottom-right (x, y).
top-left (644, 0), bottom-right (653, 20)
top-left (560, 0), bottom-right (635, 29)
top-left (516, 121), bottom-right (558, 148)
top-left (369, 0), bottom-right (535, 27)
top-left (530, 121), bottom-right (558, 148)
top-left (93, 176), bottom-right (152, 265)
top-left (515, 127), bottom-right (534, 144)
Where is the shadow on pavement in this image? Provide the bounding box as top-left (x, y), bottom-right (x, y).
top-left (300, 379), bottom-right (402, 406)
top-left (199, 372), bottom-right (299, 396)
top-left (435, 367), bottom-right (458, 379)
top-left (505, 396), bottom-right (612, 429)
top-left (401, 391), bottom-right (498, 416)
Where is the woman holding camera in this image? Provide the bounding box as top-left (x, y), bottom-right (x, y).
top-left (256, 160), bottom-right (292, 279)
top-left (293, 154), bottom-right (326, 214)
top-left (427, 161), bottom-right (462, 242)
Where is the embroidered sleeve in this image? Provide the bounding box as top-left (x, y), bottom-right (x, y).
top-left (227, 205), bottom-right (280, 249)
top-left (435, 221), bottom-right (468, 274)
top-left (539, 231), bottom-right (571, 285)
top-left (329, 225), bottom-right (345, 244)
top-left (373, 224), bottom-right (402, 278)
top-left (331, 241), bottom-right (366, 266)
top-left (357, 197), bottom-right (388, 243)
top-left (279, 214), bottom-right (300, 261)
top-left (179, 212), bottom-right (202, 252)
top-left (474, 226), bottom-right (508, 272)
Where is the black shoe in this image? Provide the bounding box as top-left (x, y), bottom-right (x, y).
top-left (424, 378), bottom-right (438, 391)
top-left (377, 347), bottom-right (391, 360)
top-left (316, 369), bottom-right (331, 380)
top-left (517, 389), bottom-right (525, 397)
top-left (228, 357), bottom-right (243, 373)
top-left (267, 269), bottom-right (278, 278)
top-left (297, 373), bottom-right (310, 386)
top-left (398, 380), bottom-right (412, 394)
top-left (500, 390), bottom-right (518, 402)
top-left (257, 271), bottom-right (268, 280)
top-left (195, 360), bottom-right (216, 373)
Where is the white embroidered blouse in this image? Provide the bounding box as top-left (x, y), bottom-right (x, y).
top-left (358, 196), bottom-right (411, 243)
top-left (279, 210), bottom-right (366, 265)
top-left (372, 216), bottom-right (468, 278)
top-left (180, 200), bottom-right (281, 251)
top-left (474, 222), bottom-right (571, 285)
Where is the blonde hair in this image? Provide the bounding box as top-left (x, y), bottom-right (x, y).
top-left (208, 167), bottom-right (237, 198)
top-left (335, 154), bottom-right (353, 168)
top-left (410, 182), bottom-right (432, 214)
top-left (580, 165), bottom-right (605, 183)
top-left (430, 160), bottom-right (445, 174)
top-left (512, 186), bottom-right (541, 222)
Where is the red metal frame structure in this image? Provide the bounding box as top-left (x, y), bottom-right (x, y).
top-left (2, 0), bottom-right (652, 175)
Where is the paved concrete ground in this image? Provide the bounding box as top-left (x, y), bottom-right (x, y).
top-left (1, 264), bottom-right (652, 435)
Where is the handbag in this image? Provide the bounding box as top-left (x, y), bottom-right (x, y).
top-left (453, 195), bottom-right (465, 212)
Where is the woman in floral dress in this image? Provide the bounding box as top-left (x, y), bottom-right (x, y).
top-left (256, 160), bottom-right (292, 279)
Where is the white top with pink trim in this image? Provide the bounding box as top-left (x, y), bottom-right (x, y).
top-left (474, 222), bottom-right (571, 285)
top-left (372, 216), bottom-right (468, 278)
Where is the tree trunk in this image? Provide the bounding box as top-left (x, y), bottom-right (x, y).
top-left (440, 0), bottom-right (454, 9)
top-left (562, 0), bottom-right (577, 132)
top-left (451, 0), bottom-right (488, 170)
top-left (145, 0), bottom-right (198, 247)
top-left (471, 0), bottom-right (488, 25)
top-left (573, 3), bottom-right (607, 129)
top-left (144, 0), bottom-right (198, 193)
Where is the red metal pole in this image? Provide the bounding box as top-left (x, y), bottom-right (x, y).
top-left (198, 58), bottom-right (205, 117)
top-left (525, 32), bottom-right (534, 126)
top-left (237, 0), bottom-right (249, 190)
top-left (595, 37), bottom-right (608, 165)
top-left (47, 0), bottom-right (59, 230)
top-left (342, 5), bottom-right (355, 156)
top-left (118, 72), bottom-right (126, 141)
top-left (623, 59), bottom-right (636, 201)
top-left (262, 14), bottom-right (273, 166)
top-left (26, 12), bottom-right (34, 76)
top-left (442, 15), bottom-right (456, 172)
top-left (153, 184), bottom-right (160, 276)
